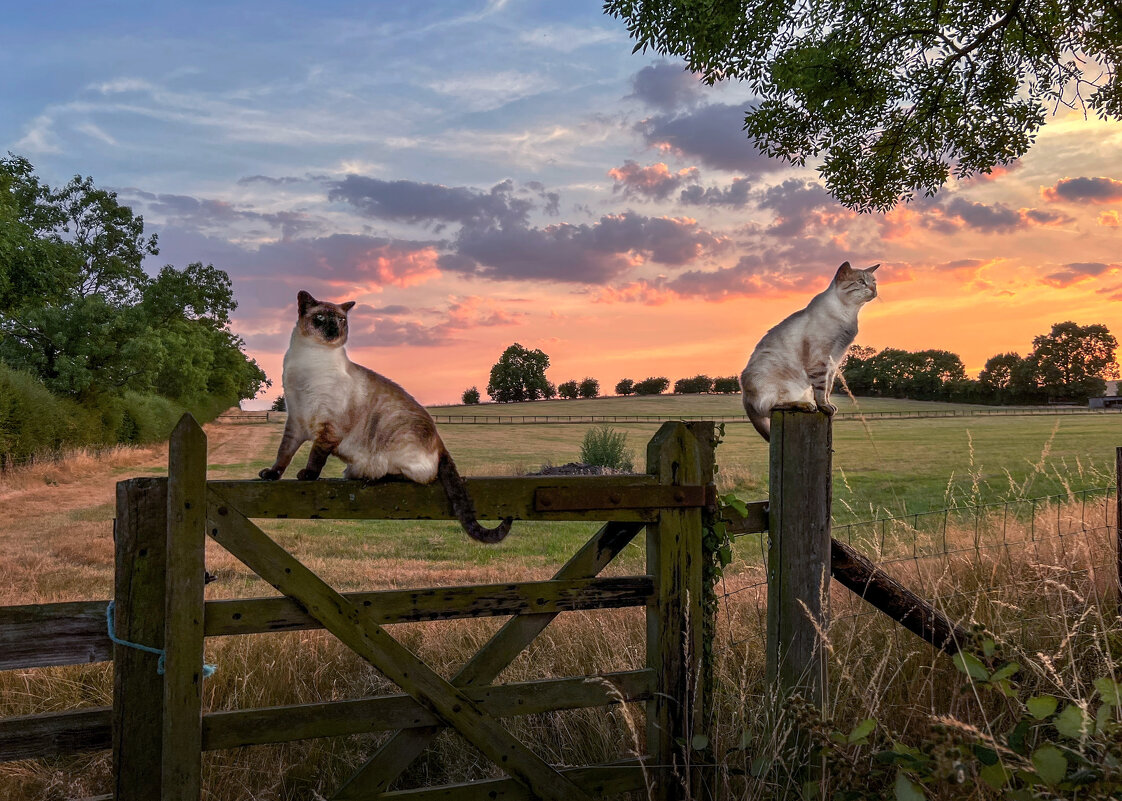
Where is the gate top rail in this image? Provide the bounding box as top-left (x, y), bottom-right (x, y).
top-left (208, 474), bottom-right (711, 522)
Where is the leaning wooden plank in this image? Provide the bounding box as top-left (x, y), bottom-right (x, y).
top-left (831, 539), bottom-right (969, 655)
top-left (203, 669), bottom-right (653, 750)
top-left (204, 576), bottom-right (652, 635)
top-left (0, 600), bottom-right (110, 670)
top-left (0, 706), bottom-right (111, 761)
top-left (332, 520), bottom-right (645, 800)
top-left (114, 477), bottom-right (169, 801)
top-left (162, 414), bottom-right (208, 801)
top-left (206, 495), bottom-right (593, 801)
top-left (208, 476), bottom-right (658, 522)
top-left (378, 760), bottom-right (648, 801)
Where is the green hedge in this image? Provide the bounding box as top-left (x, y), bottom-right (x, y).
top-left (0, 361), bottom-right (231, 467)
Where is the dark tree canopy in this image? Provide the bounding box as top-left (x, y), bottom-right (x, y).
top-left (578, 377), bottom-right (601, 398)
top-left (558, 379), bottom-right (580, 399)
top-left (486, 343), bottom-right (555, 402)
top-left (615, 378), bottom-right (636, 396)
top-left (605, 0), bottom-right (1122, 210)
top-left (461, 386), bottom-right (481, 405)
top-left (1027, 321), bottom-right (1119, 400)
top-left (634, 376), bottom-right (671, 395)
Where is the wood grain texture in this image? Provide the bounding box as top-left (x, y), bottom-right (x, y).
top-left (831, 539), bottom-right (969, 654)
top-left (0, 600), bottom-right (110, 670)
top-left (113, 477), bottom-right (168, 801)
top-left (206, 496), bottom-right (593, 801)
top-left (208, 476), bottom-right (659, 522)
top-left (333, 520), bottom-right (644, 800)
top-left (766, 410), bottom-right (831, 707)
top-left (204, 576), bottom-right (651, 634)
top-left (645, 421), bottom-right (709, 801)
top-left (0, 706), bottom-right (110, 761)
top-left (203, 669), bottom-right (653, 750)
top-left (162, 414), bottom-right (208, 801)
top-left (376, 760), bottom-right (647, 801)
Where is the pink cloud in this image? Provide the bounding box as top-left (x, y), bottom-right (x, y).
top-left (1041, 177), bottom-right (1122, 204)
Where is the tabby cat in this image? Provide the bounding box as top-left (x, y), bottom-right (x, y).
top-left (739, 262), bottom-right (879, 441)
top-left (259, 291), bottom-right (512, 543)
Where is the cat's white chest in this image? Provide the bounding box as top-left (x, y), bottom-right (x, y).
top-left (282, 343), bottom-right (352, 431)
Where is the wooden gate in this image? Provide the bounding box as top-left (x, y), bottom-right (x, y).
top-left (112, 416), bottom-right (719, 801)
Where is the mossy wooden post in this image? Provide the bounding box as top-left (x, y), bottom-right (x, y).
top-left (766, 410), bottom-right (830, 707)
top-left (113, 477), bottom-right (168, 801)
top-left (646, 422), bottom-right (707, 801)
top-left (162, 415), bottom-right (208, 801)
top-left (1116, 446), bottom-right (1121, 611)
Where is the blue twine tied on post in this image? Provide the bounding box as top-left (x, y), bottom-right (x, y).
top-left (106, 601), bottom-right (216, 678)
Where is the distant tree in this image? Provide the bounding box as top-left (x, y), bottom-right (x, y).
top-left (615, 378), bottom-right (635, 396)
top-left (1026, 321), bottom-right (1119, 402)
top-left (486, 343), bottom-right (553, 402)
top-left (270, 395), bottom-right (286, 412)
top-left (712, 376), bottom-right (740, 393)
top-left (578, 377), bottom-right (600, 399)
top-left (674, 375), bottom-right (713, 394)
top-left (978, 352), bottom-right (1023, 403)
top-left (634, 376), bottom-right (671, 395)
top-left (461, 386), bottom-right (481, 405)
top-left (605, 0), bottom-right (1122, 211)
top-left (558, 380), bottom-right (580, 399)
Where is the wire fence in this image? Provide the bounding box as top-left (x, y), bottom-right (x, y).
top-left (714, 485), bottom-right (1119, 652)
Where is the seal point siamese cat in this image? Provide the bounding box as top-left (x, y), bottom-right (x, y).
top-left (740, 262), bottom-right (879, 442)
top-left (259, 291), bottom-right (512, 543)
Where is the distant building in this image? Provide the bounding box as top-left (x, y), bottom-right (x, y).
top-left (1089, 380), bottom-right (1122, 409)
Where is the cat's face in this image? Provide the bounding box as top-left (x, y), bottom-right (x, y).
top-left (296, 290), bottom-right (355, 347)
top-left (833, 262), bottom-right (879, 305)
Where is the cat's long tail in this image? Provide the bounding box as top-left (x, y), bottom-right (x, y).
top-left (437, 451), bottom-right (513, 543)
top-left (742, 393), bottom-right (771, 442)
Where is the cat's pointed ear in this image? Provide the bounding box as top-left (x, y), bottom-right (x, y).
top-left (865, 263), bottom-right (880, 273)
top-left (297, 290), bottom-right (316, 316)
top-left (340, 301), bottom-right (356, 313)
top-left (834, 261), bottom-right (853, 280)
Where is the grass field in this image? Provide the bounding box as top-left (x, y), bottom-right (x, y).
top-left (2, 395), bottom-right (1120, 799)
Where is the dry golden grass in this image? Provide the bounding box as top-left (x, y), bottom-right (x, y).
top-left (1, 419), bottom-right (1119, 800)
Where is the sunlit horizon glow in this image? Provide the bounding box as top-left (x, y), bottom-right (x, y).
top-left (3, 2), bottom-right (1119, 407)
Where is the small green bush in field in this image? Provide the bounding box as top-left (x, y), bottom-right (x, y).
top-left (579, 425), bottom-right (634, 471)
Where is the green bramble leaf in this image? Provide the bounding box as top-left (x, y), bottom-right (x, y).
top-left (982, 638), bottom-right (996, 658)
top-left (1094, 677), bottom-right (1122, 706)
top-left (971, 745), bottom-right (999, 766)
top-left (952, 651), bottom-right (989, 680)
top-left (1027, 695), bottom-right (1059, 720)
top-left (1031, 745), bottom-right (1067, 785)
top-left (1054, 704), bottom-right (1090, 739)
top-left (848, 718), bottom-right (876, 743)
top-left (894, 771), bottom-right (925, 801)
top-left (979, 761), bottom-right (1011, 790)
top-left (989, 662), bottom-right (1019, 682)
top-left (691, 734), bottom-right (709, 751)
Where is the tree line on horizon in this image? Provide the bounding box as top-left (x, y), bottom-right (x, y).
top-left (0, 155), bottom-right (268, 465)
top-left (463, 325), bottom-right (1119, 406)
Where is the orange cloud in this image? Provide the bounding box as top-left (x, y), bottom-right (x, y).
top-left (1099, 210), bottom-right (1120, 227)
top-left (324, 244), bottom-right (440, 290)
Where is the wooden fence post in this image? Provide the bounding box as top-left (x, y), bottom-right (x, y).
top-left (113, 477), bottom-right (168, 801)
top-left (162, 415), bottom-right (208, 801)
top-left (646, 422), bottom-right (707, 801)
top-left (766, 410), bottom-right (830, 707)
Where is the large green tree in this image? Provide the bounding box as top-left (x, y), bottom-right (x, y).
top-left (0, 156), bottom-right (267, 406)
top-left (605, 0), bottom-right (1122, 210)
top-left (486, 343), bottom-right (555, 402)
top-left (1025, 321), bottom-right (1119, 401)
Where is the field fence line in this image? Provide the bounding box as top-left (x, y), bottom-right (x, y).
top-left (714, 484), bottom-right (1118, 653)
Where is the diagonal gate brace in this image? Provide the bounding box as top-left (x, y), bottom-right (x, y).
top-left (206, 488), bottom-right (592, 801)
top-left (334, 520), bottom-right (646, 799)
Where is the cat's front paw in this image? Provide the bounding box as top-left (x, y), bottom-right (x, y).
top-left (296, 469), bottom-right (320, 481)
top-left (258, 468), bottom-right (281, 481)
top-left (817, 401), bottom-right (838, 415)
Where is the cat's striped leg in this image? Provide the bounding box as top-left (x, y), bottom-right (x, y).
top-left (810, 365), bottom-right (838, 414)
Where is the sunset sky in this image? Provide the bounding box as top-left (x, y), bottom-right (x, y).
top-left (4, 0), bottom-right (1120, 407)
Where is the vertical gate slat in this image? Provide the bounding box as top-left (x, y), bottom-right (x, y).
top-left (645, 422), bottom-right (706, 801)
top-left (114, 477), bottom-right (169, 801)
top-left (162, 415), bottom-right (208, 801)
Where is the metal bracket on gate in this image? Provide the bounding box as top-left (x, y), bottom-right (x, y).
top-left (533, 484), bottom-right (713, 512)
